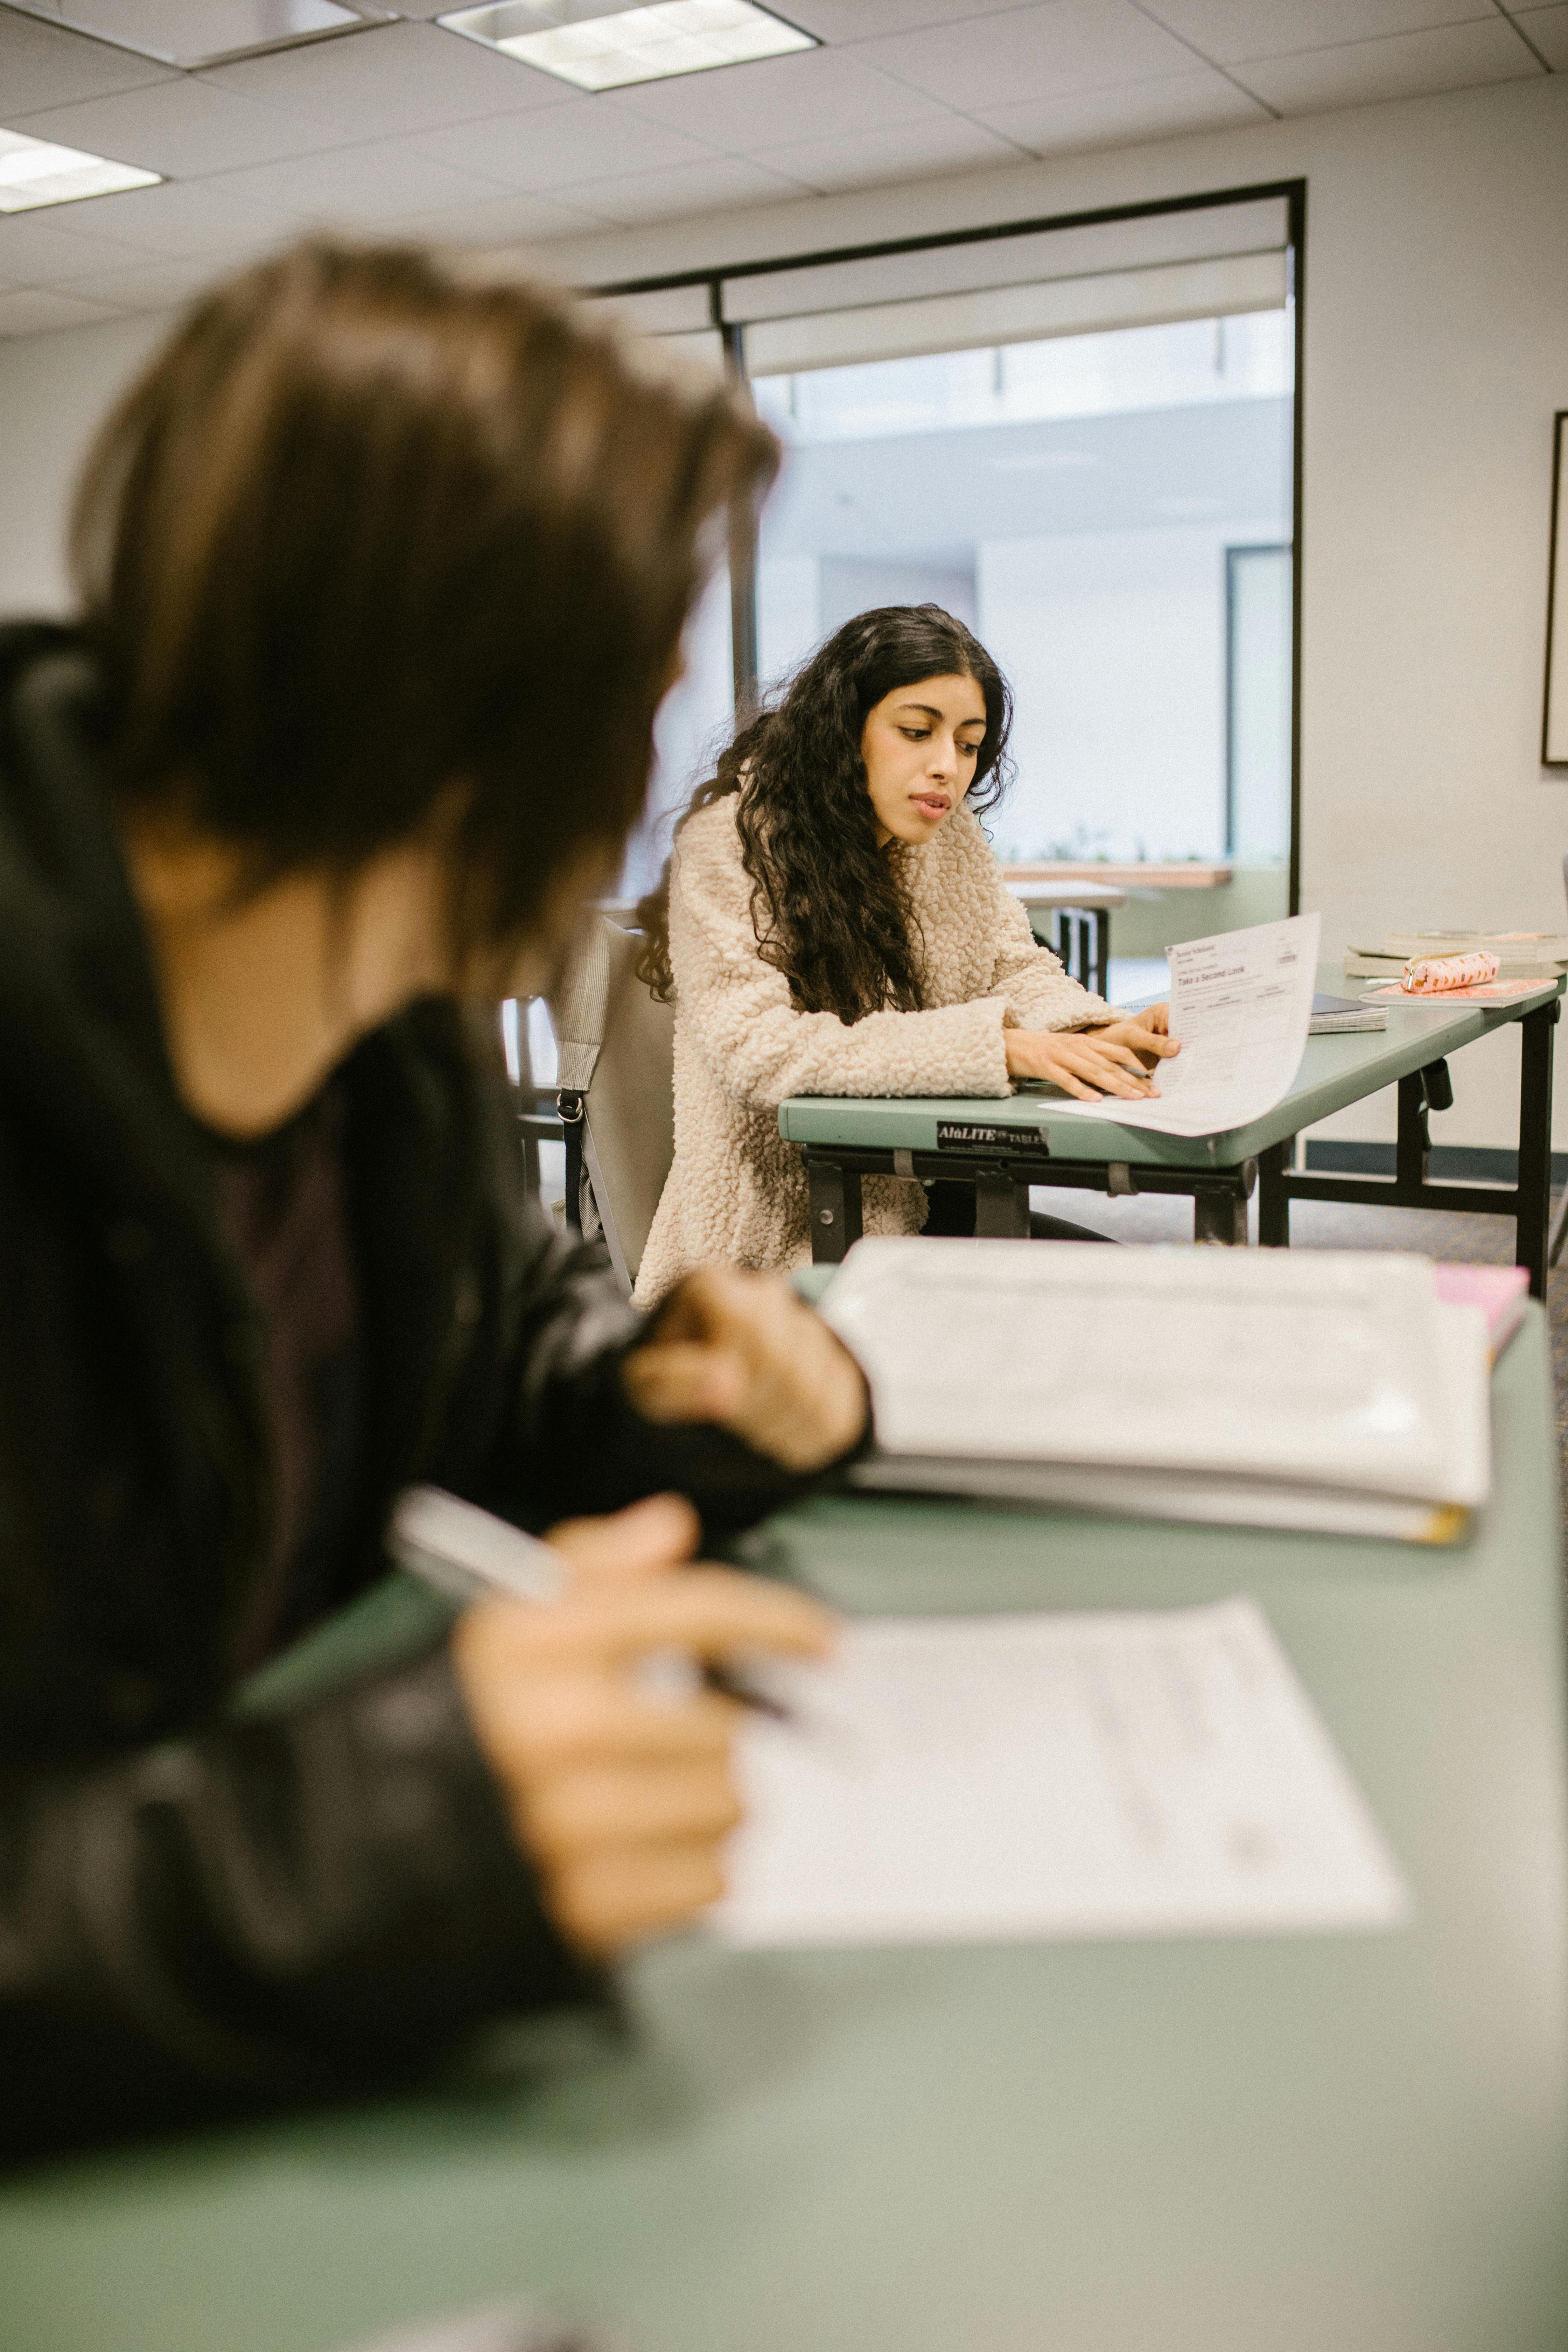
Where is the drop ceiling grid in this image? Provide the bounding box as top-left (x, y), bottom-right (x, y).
top-left (0, 0), bottom-right (1558, 328)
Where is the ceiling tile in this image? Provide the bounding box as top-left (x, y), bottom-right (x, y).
top-left (853, 0), bottom-right (1204, 113)
top-left (555, 153), bottom-right (807, 225)
top-left (752, 110), bottom-right (1025, 191)
top-left (199, 18), bottom-right (573, 136)
top-left (1233, 16), bottom-right (1543, 111)
top-left (779, 0), bottom-right (1039, 34)
top-left (406, 187), bottom-right (612, 241)
top-left (0, 6), bottom-right (174, 111)
top-left (608, 43), bottom-right (951, 142)
top-left (1512, 5), bottom-right (1568, 70)
top-left (211, 135), bottom-right (502, 223)
top-left (1134, 1), bottom-right (1495, 66)
top-left (3, 78), bottom-right (347, 175)
top-left (0, 282), bottom-right (125, 334)
top-left (52, 175), bottom-right (300, 254)
top-left (48, 252), bottom-right (239, 309)
top-left (410, 96), bottom-right (719, 187)
top-left (0, 205), bottom-right (149, 284)
top-left (980, 62), bottom-right (1268, 150)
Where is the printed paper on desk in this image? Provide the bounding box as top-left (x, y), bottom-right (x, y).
top-left (712, 1597), bottom-right (1410, 1950)
top-left (1048, 912), bottom-right (1320, 1138)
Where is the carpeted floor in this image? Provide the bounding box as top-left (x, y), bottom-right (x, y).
top-left (1030, 1183), bottom-right (1568, 1519)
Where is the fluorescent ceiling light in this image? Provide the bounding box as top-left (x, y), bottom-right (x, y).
top-left (0, 0), bottom-right (387, 71)
top-left (438, 0), bottom-right (815, 91)
top-left (0, 126), bottom-right (160, 214)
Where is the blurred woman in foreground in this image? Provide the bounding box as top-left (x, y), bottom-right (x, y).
top-left (0, 240), bottom-right (864, 2157)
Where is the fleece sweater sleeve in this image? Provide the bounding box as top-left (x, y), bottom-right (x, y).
top-left (671, 819), bottom-right (1013, 1107)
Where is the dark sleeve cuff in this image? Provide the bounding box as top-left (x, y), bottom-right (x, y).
top-left (534, 1325), bottom-right (871, 1541)
top-left (263, 1642), bottom-right (607, 2046)
top-left (0, 1646), bottom-right (607, 2162)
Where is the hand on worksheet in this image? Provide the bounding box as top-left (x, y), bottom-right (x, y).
top-left (1004, 1020), bottom-right (1178, 1101)
top-left (451, 1493), bottom-right (836, 1953)
top-left (624, 1264), bottom-right (869, 1471)
top-left (1095, 1007), bottom-right (1180, 1070)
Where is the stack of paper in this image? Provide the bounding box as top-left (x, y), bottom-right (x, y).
top-left (1346, 931), bottom-right (1568, 982)
top-left (1310, 990), bottom-right (1386, 1035)
top-left (1432, 1262), bottom-right (1528, 1361)
top-left (713, 1598), bottom-right (1410, 1949)
top-left (822, 1239), bottom-right (1491, 1543)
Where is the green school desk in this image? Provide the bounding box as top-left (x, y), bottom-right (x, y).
top-left (779, 966), bottom-right (1564, 1293)
top-left (2, 1311), bottom-right (1565, 2352)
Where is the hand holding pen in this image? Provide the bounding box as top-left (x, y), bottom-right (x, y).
top-left (396, 1489), bottom-right (836, 1958)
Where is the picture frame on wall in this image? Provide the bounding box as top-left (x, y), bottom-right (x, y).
top-left (1546, 410), bottom-right (1568, 768)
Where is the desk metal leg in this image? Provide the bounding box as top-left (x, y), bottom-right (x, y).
top-left (1094, 909), bottom-right (1111, 1003)
top-left (1257, 1141), bottom-right (1292, 1247)
top-left (1516, 998), bottom-right (1558, 1298)
top-left (974, 1169), bottom-right (1032, 1237)
top-left (1395, 1069), bottom-right (1430, 1191)
top-left (1192, 1162), bottom-right (1255, 1247)
top-left (1549, 1182), bottom-right (1568, 1271)
top-left (1194, 1192), bottom-right (1247, 1246)
top-left (808, 1160), bottom-right (863, 1265)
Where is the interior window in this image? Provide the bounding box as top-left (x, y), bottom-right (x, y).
top-left (751, 308), bottom-right (1294, 925)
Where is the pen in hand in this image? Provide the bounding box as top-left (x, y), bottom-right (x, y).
top-left (389, 1485), bottom-right (797, 1724)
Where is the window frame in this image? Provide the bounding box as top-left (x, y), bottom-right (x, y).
top-left (588, 177), bottom-right (1308, 914)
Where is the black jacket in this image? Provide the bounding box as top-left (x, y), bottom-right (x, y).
top-left (0, 623), bottom-right (801, 2160)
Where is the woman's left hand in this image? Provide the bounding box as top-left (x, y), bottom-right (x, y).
top-left (1094, 1006), bottom-right (1177, 1070)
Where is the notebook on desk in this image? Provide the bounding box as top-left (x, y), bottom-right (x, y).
top-left (1310, 991), bottom-right (1387, 1035)
top-left (821, 1239), bottom-right (1491, 1544)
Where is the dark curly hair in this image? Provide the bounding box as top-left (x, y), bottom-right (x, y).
top-left (639, 603), bottom-right (1012, 1022)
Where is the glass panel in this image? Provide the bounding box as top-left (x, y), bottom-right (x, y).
top-left (752, 309), bottom-right (1295, 952)
top-left (617, 558), bottom-right (734, 902)
top-left (1226, 544), bottom-right (1293, 865)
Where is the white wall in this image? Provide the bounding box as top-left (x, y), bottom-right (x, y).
top-left (3, 71), bottom-right (1567, 1148)
top-left (0, 308), bottom-right (168, 614)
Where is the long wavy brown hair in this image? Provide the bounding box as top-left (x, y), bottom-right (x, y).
top-left (639, 603), bottom-right (1013, 1022)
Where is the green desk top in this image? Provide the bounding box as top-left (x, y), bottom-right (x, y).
top-left (4, 1314), bottom-right (1566, 2352)
top-left (777, 966), bottom-right (1564, 1171)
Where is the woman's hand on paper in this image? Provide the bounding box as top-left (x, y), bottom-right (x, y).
top-left (624, 1264), bottom-right (869, 1471)
top-left (1005, 1014), bottom-right (1179, 1101)
top-left (453, 1493), bottom-right (836, 1954)
top-left (1096, 1006), bottom-right (1179, 1069)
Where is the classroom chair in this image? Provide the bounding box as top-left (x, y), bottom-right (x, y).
top-left (547, 914), bottom-right (675, 1297)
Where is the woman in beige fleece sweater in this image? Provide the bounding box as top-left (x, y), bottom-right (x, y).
top-left (634, 606), bottom-right (1176, 1303)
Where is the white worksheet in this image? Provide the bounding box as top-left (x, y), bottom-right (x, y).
top-left (712, 1597), bottom-right (1410, 1949)
top-left (1048, 911), bottom-right (1320, 1137)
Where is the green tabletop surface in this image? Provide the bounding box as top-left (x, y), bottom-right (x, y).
top-left (3, 1313), bottom-right (1566, 2352)
top-left (777, 965), bottom-right (1565, 1170)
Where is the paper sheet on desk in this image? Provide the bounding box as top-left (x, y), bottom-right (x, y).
top-left (1362, 977), bottom-right (1550, 1007)
top-left (1048, 912), bottom-right (1320, 1137)
top-left (712, 1597), bottom-right (1410, 1949)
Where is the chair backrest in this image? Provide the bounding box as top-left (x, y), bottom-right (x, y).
top-left (579, 920), bottom-right (676, 1295)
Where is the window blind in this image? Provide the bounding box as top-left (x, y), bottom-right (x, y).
top-left (580, 285), bottom-right (726, 375)
top-left (720, 194), bottom-right (1289, 376)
